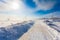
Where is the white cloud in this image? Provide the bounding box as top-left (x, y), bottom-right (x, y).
top-left (33, 0), bottom-right (56, 10)
top-left (0, 0), bottom-right (20, 11)
top-left (43, 11), bottom-right (60, 18)
top-left (0, 14), bottom-right (37, 27)
top-left (0, 0), bottom-right (34, 14)
top-left (0, 0), bottom-right (38, 21)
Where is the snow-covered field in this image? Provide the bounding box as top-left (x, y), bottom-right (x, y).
top-left (0, 20), bottom-right (34, 40)
top-left (0, 19), bottom-right (60, 40)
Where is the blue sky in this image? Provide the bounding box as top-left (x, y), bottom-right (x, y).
top-left (23, 0), bottom-right (60, 15)
top-left (23, 0), bottom-right (60, 18)
top-left (0, 0), bottom-right (60, 19)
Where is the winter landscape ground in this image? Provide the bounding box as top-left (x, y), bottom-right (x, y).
top-left (0, 18), bottom-right (60, 40)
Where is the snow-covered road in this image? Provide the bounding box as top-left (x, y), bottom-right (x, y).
top-left (0, 19), bottom-right (60, 40)
top-left (18, 20), bottom-right (60, 40)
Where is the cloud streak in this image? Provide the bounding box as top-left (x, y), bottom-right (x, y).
top-left (43, 12), bottom-right (60, 18)
top-left (33, 0), bottom-right (56, 10)
top-left (0, 0), bottom-right (20, 11)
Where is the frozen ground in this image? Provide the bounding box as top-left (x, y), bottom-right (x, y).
top-left (0, 19), bottom-right (60, 40)
top-left (0, 20), bottom-right (34, 40)
top-left (44, 19), bottom-right (60, 32)
top-left (19, 19), bottom-right (60, 40)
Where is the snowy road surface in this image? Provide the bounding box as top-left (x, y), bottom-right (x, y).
top-left (18, 20), bottom-right (60, 40)
top-left (0, 19), bottom-right (60, 40)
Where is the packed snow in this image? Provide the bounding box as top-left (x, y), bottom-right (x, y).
top-left (0, 19), bottom-right (60, 40)
top-left (18, 19), bottom-right (60, 40)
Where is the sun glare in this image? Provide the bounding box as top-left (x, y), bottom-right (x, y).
top-left (10, 1), bottom-right (19, 10)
